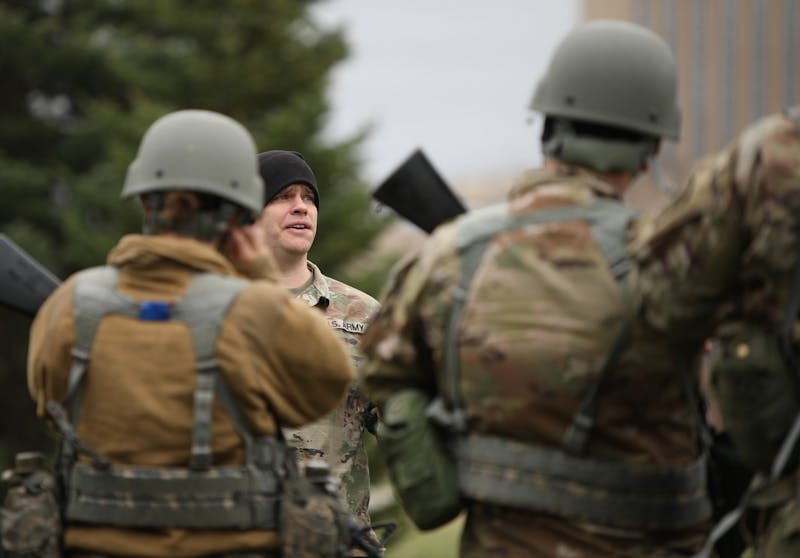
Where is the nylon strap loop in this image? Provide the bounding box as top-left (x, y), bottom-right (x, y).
top-left (458, 433), bottom-right (712, 529)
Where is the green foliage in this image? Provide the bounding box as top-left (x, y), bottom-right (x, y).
top-left (372, 501), bottom-right (463, 558)
top-left (0, 0), bottom-right (388, 466)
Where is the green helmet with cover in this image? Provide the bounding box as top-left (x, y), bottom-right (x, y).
top-left (121, 109), bottom-right (264, 216)
top-left (530, 20), bottom-right (680, 172)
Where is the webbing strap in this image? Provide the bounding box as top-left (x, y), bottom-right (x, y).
top-left (214, 369), bottom-right (285, 471)
top-left (69, 461), bottom-right (279, 496)
top-left (560, 323), bottom-right (632, 455)
top-left (459, 433), bottom-right (707, 494)
top-left (453, 197), bottom-right (638, 280)
top-left (69, 267), bottom-right (139, 422)
top-left (172, 273), bottom-right (248, 470)
top-left (70, 268), bottom-right (248, 471)
top-left (458, 433), bottom-right (712, 530)
top-left (65, 462), bottom-right (280, 529)
top-left (189, 367), bottom-right (216, 470)
top-left (62, 267), bottom-right (285, 529)
top-left (68, 500), bottom-right (276, 530)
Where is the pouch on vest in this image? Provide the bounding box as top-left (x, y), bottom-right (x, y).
top-left (281, 457), bottom-right (350, 558)
top-left (0, 452), bottom-right (62, 558)
top-left (281, 458), bottom-right (389, 558)
top-left (376, 389), bottom-right (462, 530)
top-left (713, 323), bottom-right (800, 473)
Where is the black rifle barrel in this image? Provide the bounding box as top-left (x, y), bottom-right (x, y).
top-left (0, 234), bottom-right (61, 316)
top-left (372, 149), bottom-right (468, 234)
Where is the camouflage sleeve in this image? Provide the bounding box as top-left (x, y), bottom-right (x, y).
top-left (359, 225), bottom-right (460, 407)
top-left (629, 111), bottom-right (800, 344)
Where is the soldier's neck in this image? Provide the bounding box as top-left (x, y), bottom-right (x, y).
top-left (276, 254), bottom-right (312, 290)
top-left (544, 158), bottom-right (637, 196)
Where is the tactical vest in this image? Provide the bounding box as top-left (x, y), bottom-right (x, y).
top-left (55, 266), bottom-right (287, 530)
top-left (437, 196), bottom-right (713, 530)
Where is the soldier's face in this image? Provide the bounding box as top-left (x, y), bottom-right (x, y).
top-left (259, 184), bottom-right (318, 260)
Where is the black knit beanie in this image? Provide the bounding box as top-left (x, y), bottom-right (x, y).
top-left (257, 150), bottom-right (319, 208)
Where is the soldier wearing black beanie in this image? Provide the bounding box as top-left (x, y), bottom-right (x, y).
top-left (254, 147), bottom-right (380, 543)
top-left (258, 150), bottom-right (320, 208)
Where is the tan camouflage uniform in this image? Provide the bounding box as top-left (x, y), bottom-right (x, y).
top-left (360, 165), bottom-right (709, 557)
top-left (284, 261), bottom-right (379, 527)
top-left (630, 108), bottom-right (800, 558)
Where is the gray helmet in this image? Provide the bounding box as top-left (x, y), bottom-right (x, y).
top-left (530, 19), bottom-right (680, 140)
top-left (122, 109), bottom-right (264, 214)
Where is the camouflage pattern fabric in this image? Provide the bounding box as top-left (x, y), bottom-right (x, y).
top-left (280, 465), bottom-right (348, 558)
top-left (756, 499), bottom-right (800, 558)
top-left (630, 108), bottom-right (800, 345)
top-left (68, 553), bottom-right (277, 558)
top-left (629, 108), bottom-right (800, 557)
top-left (360, 165), bottom-right (708, 557)
top-left (1, 470), bottom-right (61, 558)
top-left (285, 261), bottom-right (379, 526)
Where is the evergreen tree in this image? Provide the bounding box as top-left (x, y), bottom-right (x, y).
top-left (0, 0), bottom-right (388, 466)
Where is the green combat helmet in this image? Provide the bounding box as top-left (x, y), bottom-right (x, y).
top-left (530, 19), bottom-right (680, 173)
top-left (122, 109), bottom-right (264, 216)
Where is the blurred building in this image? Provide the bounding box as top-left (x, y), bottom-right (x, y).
top-left (583, 0), bottom-right (799, 208)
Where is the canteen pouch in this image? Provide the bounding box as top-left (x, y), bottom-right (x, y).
top-left (713, 323), bottom-right (800, 473)
top-left (376, 389), bottom-right (462, 530)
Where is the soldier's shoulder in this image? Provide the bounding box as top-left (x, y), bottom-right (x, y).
top-left (323, 274), bottom-right (380, 313)
top-left (734, 109), bottom-right (800, 183)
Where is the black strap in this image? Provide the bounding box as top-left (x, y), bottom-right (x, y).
top-left (561, 324), bottom-right (632, 455)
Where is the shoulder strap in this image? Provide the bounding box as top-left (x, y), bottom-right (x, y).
top-left (454, 197), bottom-right (637, 282)
top-left (168, 272), bottom-right (248, 470)
top-left (68, 267), bottom-right (138, 421)
top-left (439, 197), bottom-right (637, 434)
top-left (67, 268), bottom-right (252, 471)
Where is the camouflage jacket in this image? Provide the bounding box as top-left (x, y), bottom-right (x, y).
top-left (360, 166), bottom-right (707, 557)
top-left (629, 109), bottom-right (800, 558)
top-left (283, 261), bottom-right (380, 525)
top-left (630, 108), bottom-right (800, 346)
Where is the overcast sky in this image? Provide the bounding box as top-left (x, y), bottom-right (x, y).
top-left (311, 1), bottom-right (581, 187)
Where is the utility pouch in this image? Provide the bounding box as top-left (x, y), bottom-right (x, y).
top-left (280, 457), bottom-right (391, 558)
top-left (280, 458), bottom-right (352, 558)
top-left (376, 389), bottom-right (462, 530)
top-left (713, 323), bottom-right (800, 473)
top-left (0, 452), bottom-right (62, 558)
